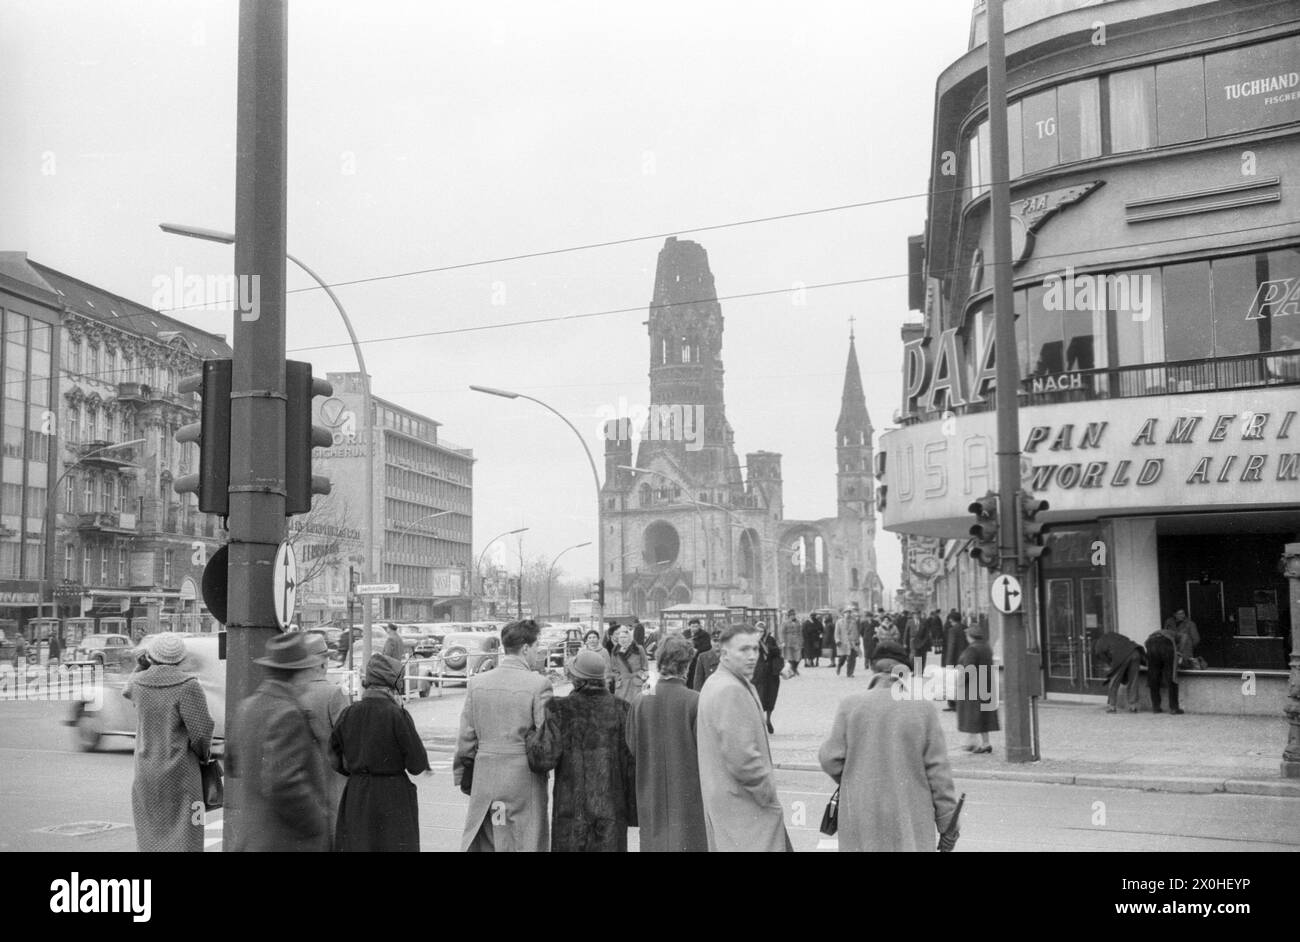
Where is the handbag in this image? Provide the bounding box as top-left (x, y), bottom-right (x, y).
top-left (819, 787), bottom-right (840, 836)
top-left (199, 757), bottom-right (224, 811)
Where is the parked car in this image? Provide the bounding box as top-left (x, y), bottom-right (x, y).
top-left (411, 625), bottom-right (444, 659)
top-left (538, 625), bottom-right (583, 669)
top-left (71, 634), bottom-right (137, 671)
top-left (416, 631), bottom-right (501, 694)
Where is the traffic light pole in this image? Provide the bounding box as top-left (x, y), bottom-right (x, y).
top-left (225, 0), bottom-right (289, 845)
top-left (987, 0), bottom-right (1033, 763)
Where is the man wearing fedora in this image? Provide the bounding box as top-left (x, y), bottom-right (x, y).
top-left (229, 632), bottom-right (331, 852)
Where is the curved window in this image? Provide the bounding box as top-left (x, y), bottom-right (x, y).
top-left (962, 35), bottom-right (1300, 204)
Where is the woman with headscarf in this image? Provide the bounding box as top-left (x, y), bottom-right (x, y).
top-left (123, 632), bottom-right (215, 852)
top-left (331, 652), bottom-right (431, 851)
top-left (527, 649), bottom-right (636, 852)
top-left (956, 622), bottom-right (998, 754)
top-left (609, 624), bottom-right (649, 704)
top-left (751, 621), bottom-right (783, 734)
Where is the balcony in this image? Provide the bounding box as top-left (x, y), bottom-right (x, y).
top-left (116, 382), bottom-right (148, 402)
top-left (77, 440), bottom-right (139, 467)
top-left (77, 512), bottom-right (138, 533)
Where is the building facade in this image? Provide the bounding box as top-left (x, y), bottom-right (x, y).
top-left (313, 373), bottom-right (474, 623)
top-left (0, 253), bottom-right (231, 639)
top-left (601, 237), bottom-right (880, 618)
top-left (879, 0), bottom-right (1299, 713)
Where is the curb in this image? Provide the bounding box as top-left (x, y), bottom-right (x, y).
top-left (773, 762), bottom-right (1300, 797)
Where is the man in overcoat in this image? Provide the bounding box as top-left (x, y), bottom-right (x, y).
top-left (818, 640), bottom-right (958, 852)
top-left (690, 629), bottom-right (722, 691)
top-left (229, 632), bottom-right (332, 852)
top-left (300, 633), bottom-right (351, 844)
top-left (454, 619), bottom-right (553, 851)
top-left (627, 636), bottom-right (707, 852)
top-left (696, 624), bottom-right (791, 852)
top-left (780, 609), bottom-right (802, 675)
top-left (1093, 628), bottom-right (1143, 713)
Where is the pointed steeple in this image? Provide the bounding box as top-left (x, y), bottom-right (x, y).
top-left (836, 328), bottom-right (871, 439)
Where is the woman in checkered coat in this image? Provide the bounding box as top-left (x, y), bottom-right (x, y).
top-left (123, 633), bottom-right (214, 852)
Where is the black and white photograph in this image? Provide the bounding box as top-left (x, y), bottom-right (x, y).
top-left (0, 0), bottom-right (1296, 906)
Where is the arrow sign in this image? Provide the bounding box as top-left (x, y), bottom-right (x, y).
top-left (272, 541), bottom-right (297, 630)
top-left (990, 574), bottom-right (1023, 614)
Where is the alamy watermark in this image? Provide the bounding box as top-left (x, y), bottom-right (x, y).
top-left (595, 398), bottom-right (704, 452)
top-left (889, 660), bottom-right (999, 711)
top-left (0, 664), bottom-right (104, 708)
top-left (151, 267), bottom-right (261, 321)
top-left (1042, 266), bottom-right (1152, 322)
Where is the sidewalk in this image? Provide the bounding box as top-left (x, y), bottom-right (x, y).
top-left (406, 666), bottom-right (1300, 798)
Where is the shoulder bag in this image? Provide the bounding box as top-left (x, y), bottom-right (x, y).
top-left (819, 787), bottom-right (840, 836)
top-left (200, 757), bottom-right (224, 811)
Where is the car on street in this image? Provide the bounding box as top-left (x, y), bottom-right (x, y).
top-left (71, 633), bottom-right (137, 671)
top-left (538, 624), bottom-right (583, 669)
top-left (415, 631), bottom-right (501, 694)
top-left (67, 633), bottom-right (225, 752)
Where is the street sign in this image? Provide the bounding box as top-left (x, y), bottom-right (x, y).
top-left (272, 541), bottom-right (297, 630)
top-left (990, 574), bottom-right (1023, 614)
top-left (356, 583), bottom-right (400, 595)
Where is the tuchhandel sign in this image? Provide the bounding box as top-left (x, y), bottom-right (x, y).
top-left (879, 387), bottom-right (1300, 537)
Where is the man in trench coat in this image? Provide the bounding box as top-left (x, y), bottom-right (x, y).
top-left (818, 640), bottom-right (958, 852)
top-left (454, 619), bottom-right (553, 851)
top-left (696, 623), bottom-right (791, 852)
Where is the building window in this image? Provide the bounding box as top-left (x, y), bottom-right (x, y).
top-left (1204, 35), bottom-right (1300, 136)
top-left (1020, 87), bottom-right (1058, 173)
top-left (1162, 261), bottom-right (1213, 365)
top-left (67, 404), bottom-right (80, 443)
top-left (1156, 57), bottom-right (1207, 145)
top-left (82, 547), bottom-right (91, 584)
top-left (87, 345), bottom-right (99, 378)
top-left (65, 544), bottom-right (74, 579)
top-left (1057, 78), bottom-right (1101, 163)
top-left (83, 475), bottom-right (94, 514)
top-left (100, 547), bottom-right (108, 584)
top-left (118, 547), bottom-right (126, 585)
top-left (1108, 67), bottom-right (1156, 153)
top-left (64, 474), bottom-right (75, 514)
top-left (101, 476), bottom-right (112, 513)
top-left (164, 549), bottom-right (173, 586)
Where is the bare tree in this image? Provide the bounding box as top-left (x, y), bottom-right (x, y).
top-left (286, 492), bottom-right (360, 591)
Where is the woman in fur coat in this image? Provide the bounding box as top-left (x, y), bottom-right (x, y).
top-left (527, 650), bottom-right (636, 852)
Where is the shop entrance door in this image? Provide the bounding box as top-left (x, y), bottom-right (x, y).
top-left (1042, 574), bottom-right (1110, 695)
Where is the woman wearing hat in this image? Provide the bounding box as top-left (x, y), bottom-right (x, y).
top-left (751, 621), bottom-right (783, 734)
top-left (609, 625), bottom-right (649, 704)
top-left (331, 652), bottom-right (431, 852)
top-left (780, 609), bottom-right (802, 676)
top-left (526, 649), bottom-right (636, 851)
top-left (956, 620), bottom-right (998, 753)
top-left (123, 632), bottom-right (215, 852)
top-left (573, 629), bottom-right (610, 686)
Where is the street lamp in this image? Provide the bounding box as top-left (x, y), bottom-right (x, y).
top-left (546, 541), bottom-right (591, 620)
top-left (43, 438), bottom-right (147, 617)
top-left (470, 385), bottom-right (603, 622)
top-left (160, 222), bottom-right (376, 668)
top-left (476, 527), bottom-right (528, 618)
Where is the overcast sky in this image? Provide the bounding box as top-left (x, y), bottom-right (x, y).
top-left (1, 0), bottom-right (977, 601)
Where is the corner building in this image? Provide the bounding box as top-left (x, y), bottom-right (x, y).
top-left (880, 0), bottom-right (1299, 713)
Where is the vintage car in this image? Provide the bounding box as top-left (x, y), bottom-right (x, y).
top-left (537, 624), bottom-right (584, 669)
top-left (67, 633), bottom-right (354, 752)
top-left (415, 631), bottom-right (501, 694)
top-left (70, 633), bottom-right (138, 671)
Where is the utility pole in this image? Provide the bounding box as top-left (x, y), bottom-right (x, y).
top-left (986, 0), bottom-right (1033, 763)
top-left (225, 0), bottom-right (289, 844)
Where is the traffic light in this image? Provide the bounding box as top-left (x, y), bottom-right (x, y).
top-left (174, 358), bottom-right (233, 515)
top-left (967, 492), bottom-right (1000, 570)
top-left (285, 360), bottom-right (333, 515)
top-left (592, 579), bottom-right (605, 607)
top-left (1019, 491), bottom-right (1050, 564)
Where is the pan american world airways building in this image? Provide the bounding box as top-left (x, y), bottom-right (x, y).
top-left (880, 0), bottom-right (1300, 713)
